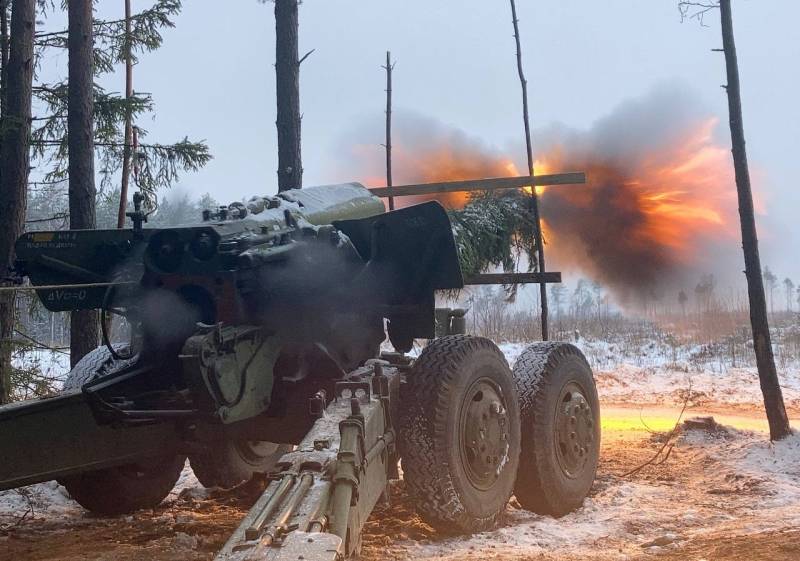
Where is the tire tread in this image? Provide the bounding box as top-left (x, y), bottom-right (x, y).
top-left (513, 342), bottom-right (598, 516)
top-left (400, 335), bottom-right (518, 533)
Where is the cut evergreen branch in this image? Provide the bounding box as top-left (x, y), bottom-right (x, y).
top-left (448, 190), bottom-right (540, 299)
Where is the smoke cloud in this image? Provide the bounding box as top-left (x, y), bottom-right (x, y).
top-left (340, 85), bottom-right (746, 304)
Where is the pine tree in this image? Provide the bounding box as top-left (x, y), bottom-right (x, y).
top-left (680, 0), bottom-right (792, 440)
top-left (6, 1), bottom-right (211, 384)
top-left (0, 0), bottom-right (35, 403)
top-left (763, 267), bottom-right (776, 316)
top-left (784, 278), bottom-right (794, 313)
top-left (678, 290), bottom-right (689, 317)
top-left (31, 0), bottom-right (211, 213)
top-left (66, 0), bottom-right (99, 366)
top-left (274, 0), bottom-right (303, 192)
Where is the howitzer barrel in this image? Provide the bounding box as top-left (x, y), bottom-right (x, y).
top-left (13, 183), bottom-right (386, 313)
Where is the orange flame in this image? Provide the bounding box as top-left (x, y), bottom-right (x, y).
top-left (358, 115), bottom-right (740, 295)
top-left (536, 117), bottom-right (737, 266)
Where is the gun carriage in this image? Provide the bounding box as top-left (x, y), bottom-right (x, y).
top-left (0, 176), bottom-right (599, 560)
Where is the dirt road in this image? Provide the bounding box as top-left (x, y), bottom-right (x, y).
top-left (1, 403), bottom-right (798, 561)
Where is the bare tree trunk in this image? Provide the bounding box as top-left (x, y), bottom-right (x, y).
top-left (0, 0), bottom-right (9, 117)
top-left (719, 0), bottom-right (791, 440)
top-left (383, 51), bottom-right (395, 211)
top-left (117, 0), bottom-right (133, 228)
top-left (0, 0), bottom-right (35, 404)
top-left (274, 0), bottom-right (302, 192)
top-left (68, 0), bottom-right (99, 367)
top-left (509, 0), bottom-right (549, 341)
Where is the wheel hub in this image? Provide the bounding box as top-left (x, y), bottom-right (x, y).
top-left (461, 379), bottom-right (510, 490)
top-left (554, 382), bottom-right (595, 478)
top-left (235, 440), bottom-right (281, 464)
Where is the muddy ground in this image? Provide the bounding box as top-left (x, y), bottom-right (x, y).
top-left (0, 403), bottom-right (798, 561)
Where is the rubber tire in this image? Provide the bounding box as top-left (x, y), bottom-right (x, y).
top-left (399, 335), bottom-right (521, 533)
top-left (61, 345), bottom-right (138, 391)
top-left (189, 440), bottom-right (291, 489)
top-left (58, 345), bottom-right (186, 515)
top-left (58, 455), bottom-right (186, 515)
top-left (512, 342), bottom-right (600, 517)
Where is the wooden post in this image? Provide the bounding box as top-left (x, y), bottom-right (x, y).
top-left (383, 51), bottom-right (395, 211)
top-left (510, 0), bottom-right (549, 341)
top-left (368, 172), bottom-right (585, 198)
top-left (719, 0), bottom-right (791, 440)
top-left (117, 0), bottom-right (133, 228)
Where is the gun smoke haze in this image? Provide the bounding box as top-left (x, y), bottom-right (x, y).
top-left (341, 86), bottom-right (753, 306)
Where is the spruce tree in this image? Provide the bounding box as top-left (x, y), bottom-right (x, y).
top-left (4, 1), bottom-right (211, 389)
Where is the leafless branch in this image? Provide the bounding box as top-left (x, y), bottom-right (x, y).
top-left (0, 488), bottom-right (35, 532)
top-left (13, 329), bottom-right (71, 355)
top-left (678, 1), bottom-right (720, 26)
top-left (621, 384), bottom-right (692, 477)
top-left (298, 48), bottom-right (315, 65)
top-left (25, 212), bottom-right (69, 224)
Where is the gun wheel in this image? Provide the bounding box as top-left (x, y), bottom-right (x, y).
top-left (60, 455), bottom-right (186, 515)
top-left (512, 342), bottom-right (600, 516)
top-left (400, 335), bottom-right (521, 533)
top-left (59, 346), bottom-right (186, 514)
top-left (189, 439), bottom-right (291, 489)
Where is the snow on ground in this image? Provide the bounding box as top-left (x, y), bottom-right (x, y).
top-left (0, 480), bottom-right (80, 526)
top-left (16, 336), bottom-right (800, 409)
top-left (0, 460), bottom-right (204, 529)
top-left (380, 429), bottom-right (800, 561)
top-left (12, 348), bottom-right (70, 381)
top-left (3, 337), bottom-right (800, 559)
top-left (497, 339), bottom-right (800, 409)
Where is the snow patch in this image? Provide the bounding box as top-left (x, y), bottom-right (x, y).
top-left (496, 339), bottom-right (800, 409)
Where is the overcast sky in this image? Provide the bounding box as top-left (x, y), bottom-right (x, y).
top-left (41, 1), bottom-right (800, 278)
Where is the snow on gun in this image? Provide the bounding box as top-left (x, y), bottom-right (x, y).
top-left (0, 177), bottom-right (599, 560)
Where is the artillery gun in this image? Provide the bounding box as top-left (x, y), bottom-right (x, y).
top-left (0, 177), bottom-right (599, 560)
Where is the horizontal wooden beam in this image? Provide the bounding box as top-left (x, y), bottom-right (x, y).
top-left (464, 272), bottom-right (562, 285)
top-left (369, 172), bottom-right (585, 198)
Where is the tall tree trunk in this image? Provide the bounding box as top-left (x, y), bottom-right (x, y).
top-left (0, 0), bottom-right (35, 404)
top-left (383, 51), bottom-right (394, 211)
top-left (68, 0), bottom-right (99, 367)
top-left (116, 0), bottom-right (132, 228)
top-left (509, 0), bottom-right (549, 340)
top-left (719, 0), bottom-right (791, 440)
top-left (1, 0), bottom-right (9, 116)
top-left (274, 0), bottom-right (302, 192)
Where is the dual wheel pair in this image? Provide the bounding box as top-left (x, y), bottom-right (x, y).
top-left (399, 335), bottom-right (600, 531)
